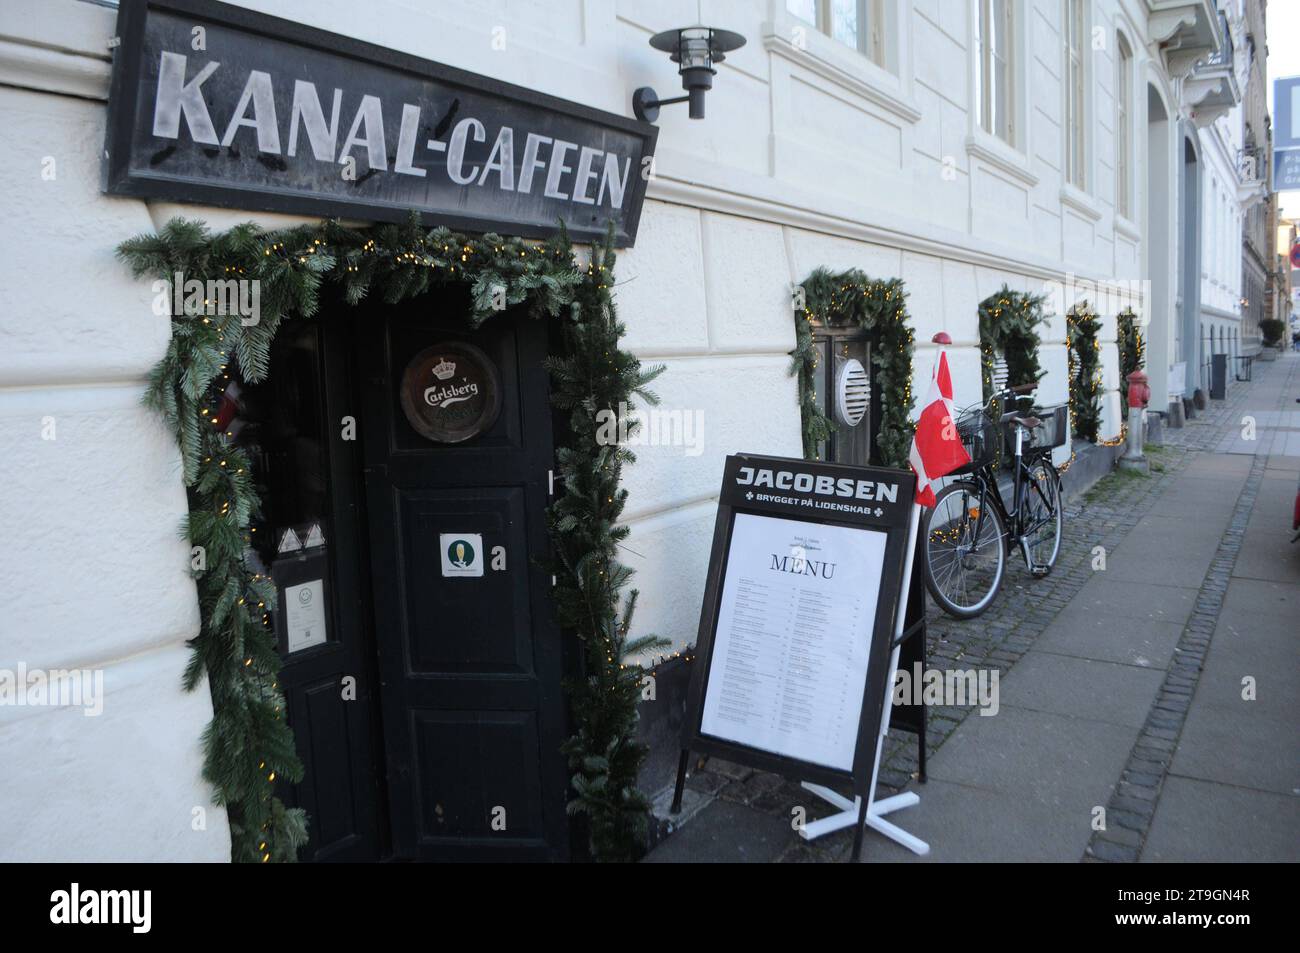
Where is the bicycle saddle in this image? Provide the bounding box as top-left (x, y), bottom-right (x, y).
top-left (1009, 414), bottom-right (1041, 429)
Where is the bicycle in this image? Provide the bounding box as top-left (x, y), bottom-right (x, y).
top-left (921, 383), bottom-right (1067, 619)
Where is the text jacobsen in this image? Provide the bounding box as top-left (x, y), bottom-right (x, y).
top-left (150, 52), bottom-right (635, 208)
top-left (735, 466), bottom-right (898, 503)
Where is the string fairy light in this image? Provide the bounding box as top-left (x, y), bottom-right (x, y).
top-left (792, 272), bottom-right (914, 466)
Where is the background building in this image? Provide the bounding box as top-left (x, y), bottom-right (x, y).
top-left (1188, 1), bottom-right (1266, 398)
top-left (1280, 217), bottom-right (1298, 333)
top-left (1240, 0), bottom-right (1274, 355)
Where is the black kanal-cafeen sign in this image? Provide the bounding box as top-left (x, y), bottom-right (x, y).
top-left (104, 0), bottom-right (657, 245)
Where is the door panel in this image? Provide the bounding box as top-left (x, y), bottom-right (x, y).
top-left (254, 317), bottom-right (384, 863)
top-left (414, 710), bottom-right (547, 840)
top-left (290, 675), bottom-right (367, 848)
top-left (398, 488), bottom-right (533, 675)
top-left (360, 296), bottom-right (567, 861)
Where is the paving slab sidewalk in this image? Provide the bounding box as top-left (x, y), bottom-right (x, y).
top-left (644, 354), bottom-right (1300, 864)
top-left (1138, 356), bottom-right (1300, 863)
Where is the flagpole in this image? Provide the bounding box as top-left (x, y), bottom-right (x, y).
top-left (859, 332), bottom-right (962, 854)
top-left (874, 500), bottom-right (921, 770)
top-left (855, 499), bottom-right (929, 855)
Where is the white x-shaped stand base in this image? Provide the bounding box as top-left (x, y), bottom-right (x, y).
top-left (797, 782), bottom-right (930, 856)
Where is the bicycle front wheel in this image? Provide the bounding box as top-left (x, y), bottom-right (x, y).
top-left (923, 480), bottom-right (1007, 619)
top-left (1022, 459), bottom-right (1063, 573)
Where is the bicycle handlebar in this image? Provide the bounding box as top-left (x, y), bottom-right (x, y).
top-left (987, 383), bottom-right (1037, 407)
top-left (954, 383), bottom-right (1039, 419)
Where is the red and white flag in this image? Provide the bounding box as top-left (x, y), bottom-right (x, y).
top-left (909, 347), bottom-right (969, 506)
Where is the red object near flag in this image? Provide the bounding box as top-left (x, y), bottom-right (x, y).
top-left (909, 348), bottom-right (970, 506)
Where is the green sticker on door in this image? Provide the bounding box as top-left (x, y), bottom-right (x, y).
top-left (440, 533), bottom-right (483, 577)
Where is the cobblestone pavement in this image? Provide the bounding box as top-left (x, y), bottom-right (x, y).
top-left (645, 353), bottom-right (1299, 863)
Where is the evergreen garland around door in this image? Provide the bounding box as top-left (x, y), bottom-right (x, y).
top-left (977, 284), bottom-right (1048, 401)
top-left (1065, 300), bottom-right (1103, 443)
top-left (976, 285), bottom-right (1047, 470)
top-left (118, 215), bottom-right (665, 863)
top-left (1116, 307), bottom-right (1146, 420)
top-left (788, 267), bottom-right (916, 468)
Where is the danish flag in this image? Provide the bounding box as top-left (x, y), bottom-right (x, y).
top-left (909, 344), bottom-right (969, 506)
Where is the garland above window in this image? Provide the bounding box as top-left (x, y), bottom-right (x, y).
top-left (978, 284), bottom-right (1047, 401)
top-left (1066, 300), bottom-right (1103, 443)
top-left (118, 215), bottom-right (665, 863)
top-left (976, 285), bottom-right (1047, 470)
top-left (1117, 306), bottom-right (1145, 421)
top-left (788, 268), bottom-right (915, 469)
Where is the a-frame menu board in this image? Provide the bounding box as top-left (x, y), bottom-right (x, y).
top-left (677, 453), bottom-right (917, 795)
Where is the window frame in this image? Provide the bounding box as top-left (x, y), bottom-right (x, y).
top-left (788, 0), bottom-right (887, 66)
top-left (965, 0), bottom-right (1035, 187)
top-left (766, 0), bottom-right (918, 128)
top-left (976, 0), bottom-right (1016, 144)
top-left (1063, 0), bottom-right (1088, 190)
top-left (1115, 31), bottom-right (1133, 220)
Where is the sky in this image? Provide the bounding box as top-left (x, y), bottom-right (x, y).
top-left (1268, 0), bottom-right (1300, 219)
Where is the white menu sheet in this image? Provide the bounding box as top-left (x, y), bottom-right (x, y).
top-left (699, 512), bottom-right (886, 772)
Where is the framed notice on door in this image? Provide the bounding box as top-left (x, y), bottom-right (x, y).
top-left (680, 454), bottom-right (916, 793)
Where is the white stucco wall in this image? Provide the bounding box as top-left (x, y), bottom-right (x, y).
top-left (0, 64), bottom-right (231, 857)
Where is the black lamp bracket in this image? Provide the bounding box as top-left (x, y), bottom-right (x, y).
top-left (632, 87), bottom-right (689, 123)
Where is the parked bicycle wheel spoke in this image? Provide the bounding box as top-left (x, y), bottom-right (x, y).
top-left (1022, 461), bottom-right (1063, 572)
top-left (923, 481), bottom-right (1006, 618)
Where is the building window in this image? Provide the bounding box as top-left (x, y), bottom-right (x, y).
top-left (787, 0), bottom-right (885, 65)
top-left (1064, 0), bottom-right (1087, 188)
top-left (976, 0), bottom-right (1015, 143)
top-left (1209, 183), bottom-right (1218, 280)
top-left (1116, 33), bottom-right (1132, 218)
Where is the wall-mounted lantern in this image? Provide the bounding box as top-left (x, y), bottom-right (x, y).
top-left (633, 26), bottom-right (746, 122)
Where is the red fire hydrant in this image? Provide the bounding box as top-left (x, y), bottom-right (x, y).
top-left (1120, 370), bottom-right (1150, 472)
top-left (1127, 369), bottom-right (1150, 410)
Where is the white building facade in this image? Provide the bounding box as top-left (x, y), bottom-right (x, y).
top-left (1184, 0), bottom-right (1268, 400)
top-left (0, 0), bottom-right (1243, 861)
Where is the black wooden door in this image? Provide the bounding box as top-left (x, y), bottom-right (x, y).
top-left (253, 315), bottom-right (384, 862)
top-left (359, 297), bottom-right (568, 861)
